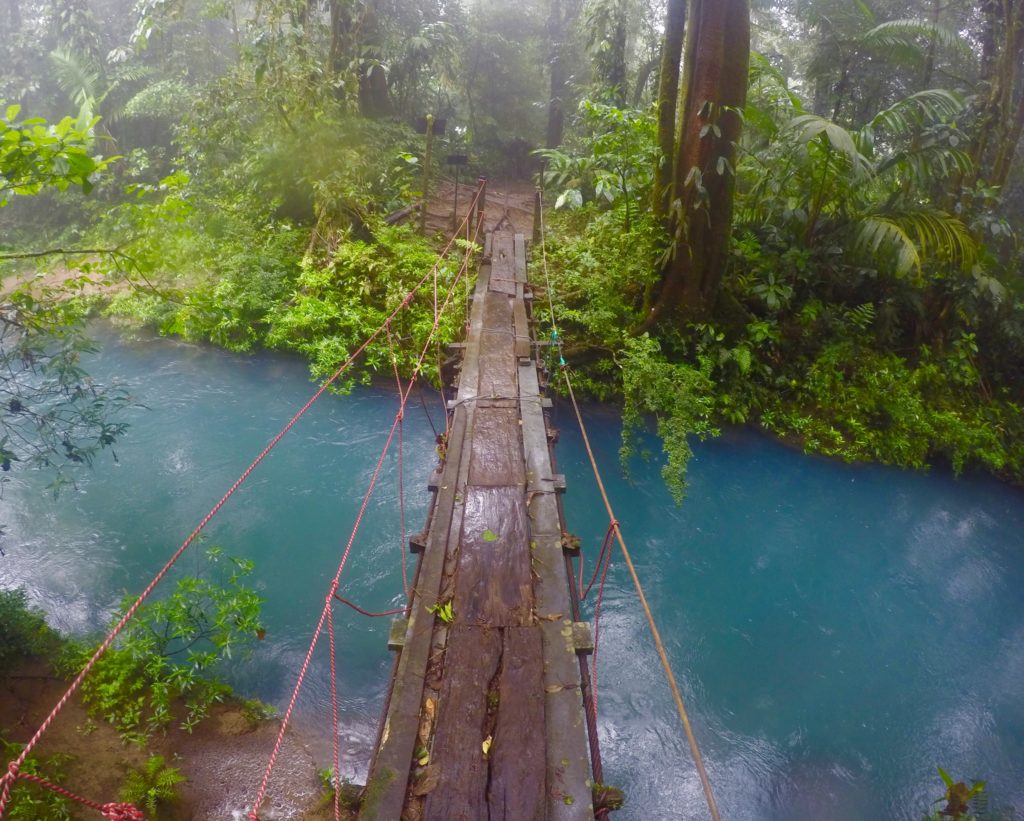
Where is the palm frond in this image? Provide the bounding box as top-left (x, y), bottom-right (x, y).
top-left (747, 52), bottom-right (803, 136)
top-left (855, 208), bottom-right (977, 275)
top-left (49, 47), bottom-right (100, 111)
top-left (877, 143), bottom-right (973, 185)
top-left (860, 19), bottom-right (965, 54)
top-left (788, 114), bottom-right (872, 178)
top-left (866, 89), bottom-right (963, 138)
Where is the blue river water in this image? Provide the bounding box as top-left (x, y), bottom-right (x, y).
top-left (1, 326), bottom-right (1022, 820)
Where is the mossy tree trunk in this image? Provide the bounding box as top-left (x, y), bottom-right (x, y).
top-left (969, 0), bottom-right (1024, 189)
top-left (641, 0), bottom-right (749, 329)
top-left (652, 0), bottom-right (686, 220)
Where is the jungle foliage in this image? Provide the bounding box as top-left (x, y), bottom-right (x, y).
top-left (59, 547), bottom-right (264, 744)
top-left (1, 0), bottom-right (1022, 498)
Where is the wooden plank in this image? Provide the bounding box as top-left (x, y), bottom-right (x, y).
top-left (490, 232), bottom-right (518, 294)
top-left (519, 363), bottom-right (557, 497)
top-left (468, 404), bottom-right (526, 486)
top-left (359, 404), bottom-right (474, 821)
top-left (479, 325), bottom-right (518, 398)
top-left (514, 233), bottom-right (527, 283)
top-left (540, 619), bottom-right (594, 819)
top-left (518, 359), bottom-right (594, 818)
top-left (513, 297), bottom-right (531, 359)
top-left (454, 265), bottom-right (491, 404)
top-left (488, 627), bottom-right (546, 820)
top-left (482, 291), bottom-right (513, 334)
top-left (490, 275), bottom-right (517, 296)
top-left (423, 626), bottom-right (502, 821)
top-left (454, 486), bottom-right (533, 627)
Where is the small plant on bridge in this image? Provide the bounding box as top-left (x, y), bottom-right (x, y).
top-left (61, 546), bottom-right (265, 744)
top-left (427, 600), bottom-right (454, 624)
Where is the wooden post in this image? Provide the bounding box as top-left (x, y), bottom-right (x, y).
top-left (532, 187), bottom-right (542, 245)
top-left (420, 114), bottom-right (434, 234)
top-left (475, 176), bottom-right (487, 238)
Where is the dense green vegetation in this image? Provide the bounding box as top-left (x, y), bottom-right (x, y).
top-left (3, 0), bottom-right (1021, 502)
top-left (0, 549), bottom-right (264, 816)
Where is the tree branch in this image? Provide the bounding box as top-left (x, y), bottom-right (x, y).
top-left (0, 248), bottom-right (121, 260)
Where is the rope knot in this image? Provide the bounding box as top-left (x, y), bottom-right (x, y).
top-left (5, 761), bottom-right (19, 780)
top-left (101, 802), bottom-right (148, 820)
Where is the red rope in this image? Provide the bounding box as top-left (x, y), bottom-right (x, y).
top-left (248, 196), bottom-right (481, 819)
top-left (579, 521), bottom-right (617, 602)
top-left (326, 598), bottom-right (340, 821)
top-left (589, 524), bottom-right (615, 721)
top-left (7, 771), bottom-right (147, 820)
top-left (0, 183), bottom-right (486, 821)
top-left (386, 326), bottom-right (410, 600)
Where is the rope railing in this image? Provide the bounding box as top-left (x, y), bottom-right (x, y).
top-left (0, 181), bottom-right (485, 820)
top-left (536, 193), bottom-right (723, 821)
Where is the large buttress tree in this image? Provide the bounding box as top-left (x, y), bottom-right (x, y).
top-left (642, 0), bottom-right (750, 328)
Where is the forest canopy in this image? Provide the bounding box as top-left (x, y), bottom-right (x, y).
top-left (1, 0), bottom-right (1022, 499)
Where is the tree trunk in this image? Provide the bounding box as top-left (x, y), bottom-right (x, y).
top-left (641, 0), bottom-right (749, 328)
top-left (992, 61), bottom-right (1024, 186)
top-left (652, 0), bottom-right (686, 220)
top-left (970, 0), bottom-right (1024, 188)
top-left (607, 3), bottom-right (628, 105)
top-left (6, 0), bottom-right (21, 32)
top-left (546, 0), bottom-right (568, 148)
top-left (632, 54), bottom-right (660, 106)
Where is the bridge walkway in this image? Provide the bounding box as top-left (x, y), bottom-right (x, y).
top-left (358, 217), bottom-right (596, 820)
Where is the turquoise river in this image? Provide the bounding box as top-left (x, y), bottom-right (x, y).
top-left (1, 326), bottom-right (1022, 820)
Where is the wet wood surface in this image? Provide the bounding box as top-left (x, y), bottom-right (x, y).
top-left (359, 228), bottom-right (593, 821)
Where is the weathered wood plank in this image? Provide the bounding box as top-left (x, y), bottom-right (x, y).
top-left (454, 486), bottom-right (533, 627)
top-left (358, 404), bottom-right (474, 821)
top-left (518, 364), bottom-right (594, 819)
top-left (455, 262), bottom-right (492, 404)
top-left (490, 232), bottom-right (518, 294)
top-left (482, 290), bottom-right (513, 334)
top-left (519, 363), bottom-right (558, 498)
top-left (478, 338), bottom-right (517, 397)
top-left (513, 297), bottom-right (531, 359)
top-left (423, 626), bottom-right (502, 821)
top-left (514, 233), bottom-right (527, 283)
top-left (488, 627), bottom-right (546, 820)
top-left (468, 404), bottom-right (526, 486)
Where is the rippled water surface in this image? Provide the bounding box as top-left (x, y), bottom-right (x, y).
top-left (2, 326), bottom-right (1022, 820)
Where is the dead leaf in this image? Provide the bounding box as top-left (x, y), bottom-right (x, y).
top-left (417, 696), bottom-right (436, 748)
top-left (413, 764), bottom-right (441, 796)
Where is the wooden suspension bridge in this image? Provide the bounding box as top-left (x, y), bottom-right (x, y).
top-left (1, 179), bottom-right (718, 821)
top-left (359, 203), bottom-right (598, 819)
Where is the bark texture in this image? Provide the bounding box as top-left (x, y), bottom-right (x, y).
top-left (643, 0), bottom-right (750, 327)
